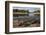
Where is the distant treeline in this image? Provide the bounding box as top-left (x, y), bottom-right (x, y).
top-left (13, 9), bottom-right (29, 13)
top-left (13, 9), bottom-right (40, 13)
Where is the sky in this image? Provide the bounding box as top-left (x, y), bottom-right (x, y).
top-left (13, 7), bottom-right (40, 12)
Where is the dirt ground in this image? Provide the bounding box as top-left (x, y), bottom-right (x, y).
top-left (13, 19), bottom-right (40, 28)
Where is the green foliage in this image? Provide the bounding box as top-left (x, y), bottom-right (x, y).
top-left (15, 9), bottom-right (29, 13)
top-left (34, 10), bottom-right (40, 13)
